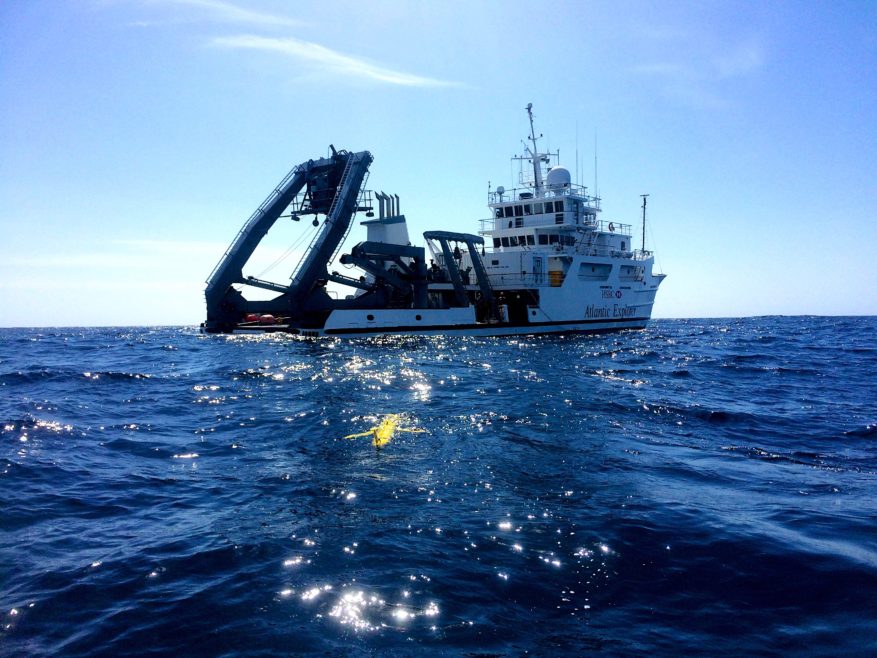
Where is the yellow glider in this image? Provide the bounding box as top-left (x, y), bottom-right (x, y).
top-left (343, 414), bottom-right (426, 448)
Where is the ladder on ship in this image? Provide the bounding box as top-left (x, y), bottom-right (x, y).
top-left (289, 152), bottom-right (368, 284)
top-left (286, 150), bottom-right (373, 309)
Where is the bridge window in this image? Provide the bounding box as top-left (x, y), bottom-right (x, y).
top-left (493, 238), bottom-right (500, 248)
top-left (503, 206), bottom-right (513, 218)
top-left (526, 235), bottom-right (535, 245)
top-left (495, 208), bottom-right (502, 218)
top-left (509, 236), bottom-right (519, 246)
top-left (538, 234), bottom-right (548, 245)
top-left (524, 204), bottom-right (533, 215)
top-left (549, 234), bottom-right (559, 244)
top-left (621, 241), bottom-right (626, 250)
top-left (534, 202), bottom-right (543, 214)
top-left (501, 237), bottom-right (509, 247)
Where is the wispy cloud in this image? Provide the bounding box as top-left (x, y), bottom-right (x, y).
top-left (212, 34), bottom-right (460, 88)
top-left (714, 41), bottom-right (763, 78)
top-left (630, 37), bottom-right (765, 109)
top-left (124, 2), bottom-right (459, 87)
top-left (138, 0), bottom-right (301, 28)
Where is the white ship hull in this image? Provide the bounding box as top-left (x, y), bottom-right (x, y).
top-left (239, 316), bottom-right (651, 338)
top-left (319, 316), bottom-right (651, 338)
top-left (240, 252), bottom-right (663, 338)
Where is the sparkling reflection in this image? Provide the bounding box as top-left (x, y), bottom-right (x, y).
top-left (301, 584), bottom-right (331, 601)
top-left (286, 580), bottom-right (443, 635)
top-left (329, 589), bottom-right (381, 631)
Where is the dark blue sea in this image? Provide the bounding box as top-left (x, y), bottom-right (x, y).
top-left (2, 317), bottom-right (876, 656)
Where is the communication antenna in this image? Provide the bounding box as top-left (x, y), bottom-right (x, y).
top-left (640, 194), bottom-right (649, 252)
top-left (525, 103), bottom-right (544, 194)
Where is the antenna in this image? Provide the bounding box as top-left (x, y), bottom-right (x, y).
top-left (640, 194), bottom-right (649, 252)
top-left (525, 103), bottom-right (544, 195)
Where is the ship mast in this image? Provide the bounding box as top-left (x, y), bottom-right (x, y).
top-left (640, 193), bottom-right (649, 252)
top-left (525, 103), bottom-right (544, 196)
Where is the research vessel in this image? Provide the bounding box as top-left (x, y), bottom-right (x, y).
top-left (203, 105), bottom-right (665, 336)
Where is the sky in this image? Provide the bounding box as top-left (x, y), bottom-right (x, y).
top-left (1, 0), bottom-right (875, 326)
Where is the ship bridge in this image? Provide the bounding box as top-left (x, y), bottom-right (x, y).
top-left (479, 164), bottom-right (638, 259)
top-left (475, 103), bottom-right (637, 259)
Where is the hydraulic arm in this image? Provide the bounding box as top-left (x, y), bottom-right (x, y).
top-left (203, 148), bottom-right (372, 332)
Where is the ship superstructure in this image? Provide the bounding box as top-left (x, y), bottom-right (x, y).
top-left (203, 106), bottom-right (665, 336)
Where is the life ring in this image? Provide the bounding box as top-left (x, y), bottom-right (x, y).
top-left (608, 222), bottom-right (615, 232)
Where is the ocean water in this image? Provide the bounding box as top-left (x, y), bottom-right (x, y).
top-left (2, 317), bottom-right (876, 656)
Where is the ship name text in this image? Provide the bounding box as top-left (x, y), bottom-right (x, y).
top-left (585, 304), bottom-right (637, 319)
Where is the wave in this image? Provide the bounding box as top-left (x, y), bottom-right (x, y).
top-left (0, 369), bottom-right (154, 386)
top-left (844, 423), bottom-right (877, 438)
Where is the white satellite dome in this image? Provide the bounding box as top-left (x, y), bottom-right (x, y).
top-left (546, 166), bottom-right (571, 190)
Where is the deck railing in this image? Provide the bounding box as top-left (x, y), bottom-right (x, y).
top-left (479, 242), bottom-right (652, 260)
top-left (487, 183), bottom-right (600, 207)
top-left (479, 216), bottom-right (632, 236)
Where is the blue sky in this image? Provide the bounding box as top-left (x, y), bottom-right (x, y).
top-left (1, 0), bottom-right (875, 326)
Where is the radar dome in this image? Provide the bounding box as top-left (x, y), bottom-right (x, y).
top-left (546, 166), bottom-right (571, 190)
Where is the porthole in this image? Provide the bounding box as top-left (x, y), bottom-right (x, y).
top-left (415, 315), bottom-right (422, 321)
top-left (367, 314), bottom-right (375, 321)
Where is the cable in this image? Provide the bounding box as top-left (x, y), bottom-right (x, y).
top-left (255, 219), bottom-right (318, 279)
